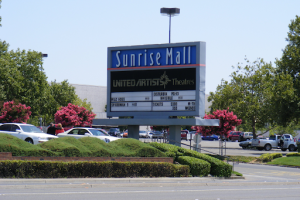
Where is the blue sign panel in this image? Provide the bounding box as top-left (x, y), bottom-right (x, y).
top-left (111, 46), bottom-right (197, 68)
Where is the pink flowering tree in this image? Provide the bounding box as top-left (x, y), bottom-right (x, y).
top-left (0, 101), bottom-right (32, 123)
top-left (192, 109), bottom-right (242, 139)
top-left (54, 103), bottom-right (96, 127)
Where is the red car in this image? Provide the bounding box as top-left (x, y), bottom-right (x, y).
top-left (181, 130), bottom-right (189, 140)
top-left (227, 131), bottom-right (242, 141)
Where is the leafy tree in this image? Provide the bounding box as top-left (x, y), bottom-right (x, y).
top-left (208, 58), bottom-right (295, 138)
top-left (54, 103), bottom-right (96, 127)
top-left (0, 41), bottom-right (49, 117)
top-left (192, 109), bottom-right (242, 139)
top-left (49, 80), bottom-right (77, 109)
top-left (73, 96), bottom-right (93, 112)
top-left (276, 15), bottom-right (300, 123)
top-left (0, 100), bottom-right (31, 123)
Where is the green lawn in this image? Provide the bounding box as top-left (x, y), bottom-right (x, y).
top-left (268, 156), bottom-right (300, 167)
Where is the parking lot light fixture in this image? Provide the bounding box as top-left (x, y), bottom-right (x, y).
top-left (160, 7), bottom-right (180, 43)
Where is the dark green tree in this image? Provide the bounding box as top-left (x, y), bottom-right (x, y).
top-left (276, 15), bottom-right (300, 124)
top-left (209, 58), bottom-right (295, 138)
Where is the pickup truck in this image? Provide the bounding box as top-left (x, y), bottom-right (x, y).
top-left (251, 134), bottom-right (297, 151)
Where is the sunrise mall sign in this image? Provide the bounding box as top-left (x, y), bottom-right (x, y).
top-left (106, 41), bottom-right (206, 118)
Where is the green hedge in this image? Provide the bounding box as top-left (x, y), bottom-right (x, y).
top-left (286, 153), bottom-right (300, 157)
top-left (257, 153), bottom-right (283, 162)
top-left (183, 149), bottom-right (232, 177)
top-left (0, 160), bottom-right (189, 178)
top-left (0, 133), bottom-right (56, 156)
top-left (177, 156), bottom-right (210, 177)
top-left (150, 143), bottom-right (232, 177)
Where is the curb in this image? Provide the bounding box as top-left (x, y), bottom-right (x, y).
top-left (1, 179), bottom-right (299, 190)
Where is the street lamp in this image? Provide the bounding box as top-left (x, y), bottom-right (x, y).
top-left (160, 7), bottom-right (180, 43)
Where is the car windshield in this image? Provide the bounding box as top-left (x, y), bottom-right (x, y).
top-left (98, 129), bottom-right (109, 136)
top-left (89, 129), bottom-right (107, 136)
top-left (20, 125), bottom-right (43, 133)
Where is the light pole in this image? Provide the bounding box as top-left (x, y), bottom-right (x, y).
top-left (160, 7), bottom-right (180, 43)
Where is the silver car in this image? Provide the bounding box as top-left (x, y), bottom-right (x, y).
top-left (57, 127), bottom-right (120, 143)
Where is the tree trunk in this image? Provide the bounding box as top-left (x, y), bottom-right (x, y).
top-left (252, 117), bottom-right (256, 139)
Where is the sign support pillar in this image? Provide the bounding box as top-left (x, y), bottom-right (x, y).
top-left (169, 125), bottom-right (181, 147)
top-left (128, 125), bottom-right (139, 140)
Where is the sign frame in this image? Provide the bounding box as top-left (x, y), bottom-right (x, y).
top-left (106, 41), bottom-right (206, 118)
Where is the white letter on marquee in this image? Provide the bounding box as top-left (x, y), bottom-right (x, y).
top-left (123, 54), bottom-right (128, 67)
top-left (144, 50), bottom-right (147, 66)
top-left (183, 47), bottom-right (185, 64)
top-left (150, 53), bottom-right (154, 66)
top-left (138, 53), bottom-right (142, 66)
top-left (166, 48), bottom-right (173, 65)
top-left (176, 51), bottom-right (180, 64)
top-left (131, 54), bottom-right (135, 67)
top-left (156, 52), bottom-right (161, 65)
top-left (116, 51), bottom-right (121, 67)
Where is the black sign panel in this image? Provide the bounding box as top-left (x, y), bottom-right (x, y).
top-left (110, 68), bottom-right (196, 92)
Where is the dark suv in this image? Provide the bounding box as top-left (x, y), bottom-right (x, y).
top-left (108, 128), bottom-right (120, 137)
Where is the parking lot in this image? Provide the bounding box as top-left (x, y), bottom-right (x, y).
top-left (139, 138), bottom-right (294, 157)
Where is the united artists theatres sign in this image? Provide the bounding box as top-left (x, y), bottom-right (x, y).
top-left (106, 42), bottom-right (206, 118)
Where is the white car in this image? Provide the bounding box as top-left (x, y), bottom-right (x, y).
top-left (0, 123), bottom-right (58, 144)
top-left (57, 127), bottom-right (120, 143)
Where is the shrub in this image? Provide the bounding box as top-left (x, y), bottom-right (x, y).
top-left (183, 149), bottom-right (232, 177)
top-left (177, 156), bottom-right (210, 177)
top-left (54, 103), bottom-right (96, 127)
top-left (271, 153), bottom-right (283, 159)
top-left (0, 160), bottom-right (189, 178)
top-left (150, 142), bottom-right (232, 177)
top-left (0, 101), bottom-right (31, 123)
top-left (286, 153), bottom-right (300, 157)
top-left (257, 154), bottom-right (272, 162)
top-left (0, 133), bottom-right (56, 156)
top-left (257, 153), bottom-right (283, 162)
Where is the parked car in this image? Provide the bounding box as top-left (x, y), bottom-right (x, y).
top-left (0, 123), bottom-right (58, 144)
top-left (108, 128), bottom-right (120, 137)
top-left (252, 134), bottom-right (297, 151)
top-left (152, 131), bottom-right (164, 139)
top-left (181, 130), bottom-right (189, 140)
top-left (239, 132), bottom-right (253, 141)
top-left (148, 131), bottom-right (153, 139)
top-left (139, 130), bottom-right (150, 138)
top-left (57, 127), bottom-right (120, 143)
top-left (122, 130), bottom-right (128, 138)
top-left (239, 139), bottom-right (252, 149)
top-left (227, 131), bottom-right (242, 141)
top-left (201, 134), bottom-right (219, 141)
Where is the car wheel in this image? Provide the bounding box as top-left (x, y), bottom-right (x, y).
top-left (264, 144), bottom-right (272, 151)
top-left (25, 138), bottom-right (33, 144)
top-left (289, 145), bottom-right (296, 151)
top-left (281, 148), bottom-right (287, 151)
top-left (242, 146), bottom-right (246, 149)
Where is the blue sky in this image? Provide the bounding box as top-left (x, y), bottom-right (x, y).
top-left (1, 0), bottom-right (299, 93)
